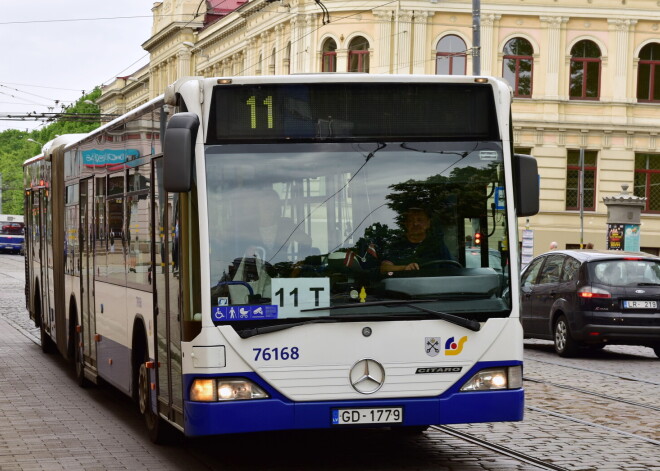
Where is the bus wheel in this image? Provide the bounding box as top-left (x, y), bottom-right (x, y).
top-left (138, 353), bottom-right (170, 444)
top-left (38, 298), bottom-right (55, 354)
top-left (74, 324), bottom-right (90, 387)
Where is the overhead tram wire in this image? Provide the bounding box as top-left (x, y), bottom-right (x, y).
top-left (0, 112), bottom-right (118, 123)
top-left (3, 0), bottom-right (413, 125)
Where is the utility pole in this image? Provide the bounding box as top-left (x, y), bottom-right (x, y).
top-left (579, 148), bottom-right (585, 249)
top-left (472, 0), bottom-right (481, 75)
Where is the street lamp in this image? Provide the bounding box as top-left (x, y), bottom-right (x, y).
top-left (27, 138), bottom-right (43, 146)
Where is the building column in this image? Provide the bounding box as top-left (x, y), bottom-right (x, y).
top-left (274, 25), bottom-right (284, 74)
top-left (412, 11), bottom-right (431, 74)
top-left (177, 49), bottom-right (192, 77)
top-left (289, 16), bottom-right (302, 73)
top-left (540, 16), bottom-right (569, 100)
top-left (245, 38), bottom-right (257, 75)
top-left (479, 13), bottom-right (501, 76)
top-left (608, 19), bottom-right (637, 102)
top-left (374, 10), bottom-right (393, 73)
top-left (395, 10), bottom-right (413, 74)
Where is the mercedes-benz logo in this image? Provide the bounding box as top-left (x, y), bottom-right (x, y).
top-left (349, 358), bottom-right (385, 394)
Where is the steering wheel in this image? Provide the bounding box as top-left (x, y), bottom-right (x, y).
top-left (420, 260), bottom-right (462, 269)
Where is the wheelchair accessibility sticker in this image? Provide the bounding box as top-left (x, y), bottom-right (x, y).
top-left (212, 305), bottom-right (278, 321)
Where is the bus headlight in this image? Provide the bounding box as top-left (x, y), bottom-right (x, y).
top-left (460, 366), bottom-right (522, 391)
top-left (190, 377), bottom-right (269, 401)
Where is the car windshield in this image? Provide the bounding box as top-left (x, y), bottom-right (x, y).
top-left (205, 141), bottom-right (511, 325)
top-left (589, 259), bottom-right (660, 286)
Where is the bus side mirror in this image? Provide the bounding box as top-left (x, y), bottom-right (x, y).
top-left (513, 153), bottom-right (539, 217)
top-left (164, 112), bottom-right (200, 192)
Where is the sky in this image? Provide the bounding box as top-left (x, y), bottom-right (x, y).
top-left (0, 1), bottom-right (154, 133)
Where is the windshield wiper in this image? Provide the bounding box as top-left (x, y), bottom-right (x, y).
top-left (302, 299), bottom-right (481, 332)
top-left (637, 283), bottom-right (660, 286)
top-left (234, 318), bottom-right (340, 339)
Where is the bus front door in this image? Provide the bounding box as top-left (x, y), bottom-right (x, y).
top-left (154, 160), bottom-right (184, 429)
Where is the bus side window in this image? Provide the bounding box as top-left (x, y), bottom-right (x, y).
top-left (126, 164), bottom-right (151, 287)
top-left (107, 171), bottom-right (126, 285)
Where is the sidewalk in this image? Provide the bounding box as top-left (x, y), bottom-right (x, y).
top-left (0, 315), bottom-right (193, 471)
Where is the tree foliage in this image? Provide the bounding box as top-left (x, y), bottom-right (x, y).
top-left (0, 89), bottom-right (102, 214)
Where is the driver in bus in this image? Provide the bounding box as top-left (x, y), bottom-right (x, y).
top-left (227, 188), bottom-right (311, 304)
top-left (380, 207), bottom-right (452, 273)
top-left (245, 188), bottom-right (311, 262)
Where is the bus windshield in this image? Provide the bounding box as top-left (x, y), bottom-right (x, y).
top-left (206, 141), bottom-right (510, 325)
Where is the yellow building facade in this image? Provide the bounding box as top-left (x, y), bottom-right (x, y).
top-left (98, 0), bottom-right (660, 256)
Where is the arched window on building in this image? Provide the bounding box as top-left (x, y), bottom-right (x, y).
top-left (503, 38), bottom-right (533, 98)
top-left (322, 38), bottom-right (337, 72)
top-left (637, 42), bottom-right (660, 102)
top-left (348, 37), bottom-right (369, 73)
top-left (569, 40), bottom-right (601, 100)
top-left (435, 35), bottom-right (467, 75)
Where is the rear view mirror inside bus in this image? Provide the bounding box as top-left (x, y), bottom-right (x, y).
top-left (164, 112), bottom-right (200, 192)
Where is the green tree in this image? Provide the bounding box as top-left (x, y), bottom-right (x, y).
top-left (0, 89), bottom-right (102, 214)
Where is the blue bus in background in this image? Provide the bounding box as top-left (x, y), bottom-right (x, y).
top-left (0, 214), bottom-right (25, 254)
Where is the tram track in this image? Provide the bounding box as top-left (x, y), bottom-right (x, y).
top-left (523, 376), bottom-right (660, 412)
top-left (526, 405), bottom-right (660, 446)
top-left (431, 425), bottom-right (572, 471)
top-left (525, 356), bottom-right (660, 386)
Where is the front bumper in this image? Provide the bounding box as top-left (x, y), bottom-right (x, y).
top-left (182, 361), bottom-right (524, 436)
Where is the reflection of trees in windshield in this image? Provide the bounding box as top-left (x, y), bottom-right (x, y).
top-left (349, 163), bottom-right (501, 269)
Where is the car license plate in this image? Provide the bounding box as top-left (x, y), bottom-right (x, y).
top-left (623, 300), bottom-right (657, 309)
top-left (332, 407), bottom-right (403, 425)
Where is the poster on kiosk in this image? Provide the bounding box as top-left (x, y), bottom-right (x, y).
top-left (607, 223), bottom-right (641, 251)
top-left (607, 224), bottom-right (624, 250)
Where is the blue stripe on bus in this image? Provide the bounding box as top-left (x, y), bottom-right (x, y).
top-left (181, 360), bottom-right (524, 436)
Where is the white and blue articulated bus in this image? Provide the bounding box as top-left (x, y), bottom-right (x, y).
top-left (24, 74), bottom-right (539, 442)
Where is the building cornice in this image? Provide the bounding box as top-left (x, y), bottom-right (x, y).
top-left (142, 20), bottom-right (204, 52)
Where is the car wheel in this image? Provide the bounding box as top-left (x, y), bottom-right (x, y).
top-left (553, 315), bottom-right (579, 357)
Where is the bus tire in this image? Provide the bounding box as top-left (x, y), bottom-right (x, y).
top-left (37, 295), bottom-right (55, 354)
top-left (137, 346), bottom-right (172, 444)
top-left (71, 315), bottom-right (90, 388)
